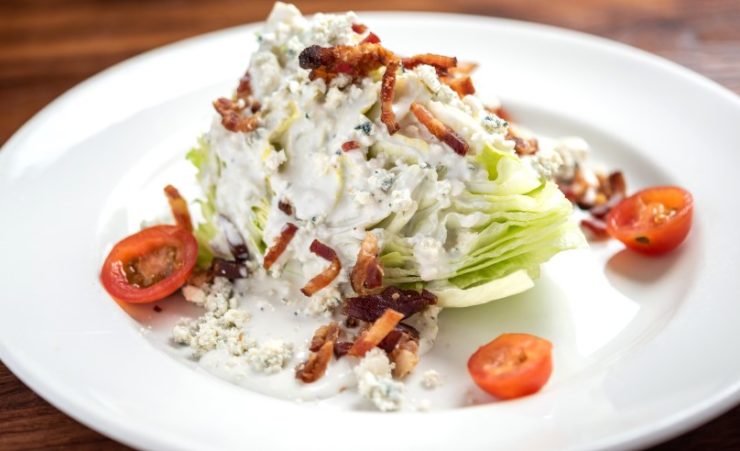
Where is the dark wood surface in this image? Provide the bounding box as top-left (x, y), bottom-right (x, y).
top-left (1, 0), bottom-right (739, 449)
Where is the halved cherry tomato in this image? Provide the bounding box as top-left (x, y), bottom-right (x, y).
top-left (467, 333), bottom-right (553, 400)
top-left (100, 225), bottom-right (198, 303)
top-left (606, 186), bottom-right (693, 255)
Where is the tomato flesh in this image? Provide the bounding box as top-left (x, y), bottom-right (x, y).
top-left (467, 333), bottom-right (553, 400)
top-left (606, 186), bottom-right (693, 255)
top-left (101, 225), bottom-right (197, 303)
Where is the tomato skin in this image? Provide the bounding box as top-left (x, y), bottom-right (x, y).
top-left (467, 333), bottom-right (553, 400)
top-left (100, 225), bottom-right (198, 303)
top-left (606, 186), bottom-right (693, 255)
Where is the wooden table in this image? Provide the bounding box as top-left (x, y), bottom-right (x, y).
top-left (1, 0), bottom-right (739, 449)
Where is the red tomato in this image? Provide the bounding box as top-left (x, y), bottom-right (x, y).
top-left (100, 225), bottom-right (198, 303)
top-left (467, 333), bottom-right (553, 400)
top-left (606, 186), bottom-right (693, 255)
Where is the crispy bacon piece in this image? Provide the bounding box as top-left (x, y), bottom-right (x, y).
top-left (348, 308), bottom-right (404, 357)
top-left (301, 240), bottom-right (342, 296)
top-left (402, 53), bottom-right (457, 73)
top-left (213, 97), bottom-right (260, 133)
top-left (350, 232), bottom-right (384, 295)
top-left (309, 322), bottom-right (340, 352)
top-left (163, 185), bottom-right (193, 232)
top-left (341, 140), bottom-right (360, 152)
top-left (441, 75), bottom-right (476, 98)
top-left (277, 199), bottom-right (293, 216)
top-left (236, 72), bottom-right (252, 101)
top-left (351, 23), bottom-right (368, 33)
top-left (410, 102), bottom-right (469, 155)
top-left (334, 341), bottom-right (353, 358)
top-left (506, 128), bottom-right (539, 156)
top-left (380, 58), bottom-right (401, 134)
top-left (298, 43), bottom-right (394, 82)
top-left (345, 286), bottom-right (437, 322)
top-left (448, 61), bottom-right (478, 76)
top-left (390, 334), bottom-right (419, 379)
top-left (211, 258), bottom-right (248, 279)
top-left (263, 223), bottom-right (298, 270)
top-left (362, 32), bottom-right (381, 44)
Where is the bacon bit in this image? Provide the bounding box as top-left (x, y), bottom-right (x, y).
top-left (334, 341), bottom-right (353, 358)
top-left (402, 54), bottom-right (458, 74)
top-left (211, 258), bottom-right (248, 279)
top-left (298, 43), bottom-right (394, 82)
top-left (213, 97), bottom-right (260, 133)
top-left (361, 32), bottom-right (381, 44)
top-left (277, 199), bottom-right (293, 216)
top-left (153, 305), bottom-right (163, 313)
top-left (410, 102), bottom-right (469, 155)
top-left (296, 340), bottom-right (334, 383)
top-left (390, 335), bottom-right (419, 379)
top-left (580, 218), bottom-right (610, 240)
top-left (263, 223), bottom-right (298, 270)
top-left (236, 72), bottom-right (251, 101)
top-left (380, 58), bottom-right (401, 134)
top-left (348, 308), bottom-right (404, 357)
top-left (505, 128), bottom-right (539, 156)
top-left (441, 75), bottom-right (476, 98)
top-left (163, 185), bottom-right (193, 232)
top-left (448, 61), bottom-right (478, 76)
top-left (607, 171), bottom-right (627, 199)
top-left (350, 232), bottom-right (384, 295)
top-left (351, 23), bottom-right (368, 33)
top-left (344, 286), bottom-right (436, 322)
top-left (341, 140), bottom-right (360, 152)
top-left (309, 322), bottom-right (340, 352)
top-left (301, 240), bottom-right (342, 296)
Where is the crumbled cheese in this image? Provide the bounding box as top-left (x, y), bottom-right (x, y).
top-left (304, 286), bottom-right (341, 316)
top-left (421, 370), bottom-right (442, 389)
top-left (246, 339), bottom-right (294, 374)
top-left (354, 349), bottom-right (405, 412)
top-left (414, 64), bottom-right (443, 94)
top-left (412, 238), bottom-right (446, 280)
top-left (369, 169), bottom-right (396, 193)
top-left (389, 188), bottom-right (414, 212)
top-left (173, 278), bottom-right (252, 357)
top-left (264, 149), bottom-right (287, 174)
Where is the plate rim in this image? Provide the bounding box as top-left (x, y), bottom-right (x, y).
top-left (2, 11), bottom-right (740, 451)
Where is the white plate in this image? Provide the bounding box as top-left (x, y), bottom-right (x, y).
top-left (1, 12), bottom-right (740, 451)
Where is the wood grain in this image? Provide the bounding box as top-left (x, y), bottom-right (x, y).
top-left (1, 0), bottom-right (739, 449)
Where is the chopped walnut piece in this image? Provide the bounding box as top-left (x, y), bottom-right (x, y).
top-left (350, 232), bottom-right (384, 295)
top-left (301, 240), bottom-right (342, 296)
top-left (348, 308), bottom-right (404, 357)
top-left (390, 335), bottom-right (419, 379)
top-left (213, 97), bottom-right (260, 133)
top-left (263, 223), bottom-right (298, 270)
top-left (410, 102), bottom-right (469, 156)
top-left (163, 184), bottom-right (193, 232)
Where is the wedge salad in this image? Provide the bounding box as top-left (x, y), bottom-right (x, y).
top-left (100, 3), bottom-right (694, 411)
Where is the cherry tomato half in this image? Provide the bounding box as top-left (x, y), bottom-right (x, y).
top-left (467, 333), bottom-right (553, 400)
top-left (606, 186), bottom-right (693, 255)
top-left (100, 225), bottom-right (198, 303)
